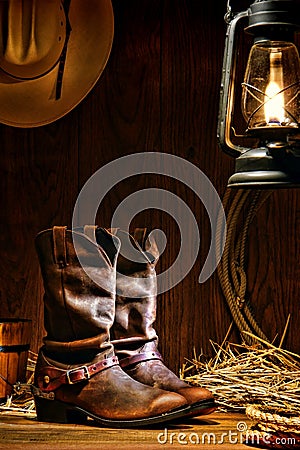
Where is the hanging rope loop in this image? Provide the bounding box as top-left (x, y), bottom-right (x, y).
top-left (217, 188), bottom-right (272, 345)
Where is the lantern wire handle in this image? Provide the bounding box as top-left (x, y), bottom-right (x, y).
top-left (225, 0), bottom-right (234, 23)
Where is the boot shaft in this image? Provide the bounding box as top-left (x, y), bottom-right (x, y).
top-left (111, 228), bottom-right (159, 346)
top-left (35, 226), bottom-right (120, 352)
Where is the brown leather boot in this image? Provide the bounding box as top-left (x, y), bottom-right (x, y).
top-left (110, 228), bottom-right (216, 417)
top-left (33, 226), bottom-right (190, 427)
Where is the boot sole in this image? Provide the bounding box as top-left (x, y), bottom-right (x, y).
top-left (184, 401), bottom-right (217, 418)
top-left (34, 396), bottom-right (204, 428)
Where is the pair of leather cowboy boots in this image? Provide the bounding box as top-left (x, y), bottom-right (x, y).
top-left (33, 226), bottom-right (216, 427)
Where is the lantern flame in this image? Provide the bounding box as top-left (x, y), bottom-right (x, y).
top-left (264, 51), bottom-right (285, 125)
top-left (264, 81), bottom-right (285, 124)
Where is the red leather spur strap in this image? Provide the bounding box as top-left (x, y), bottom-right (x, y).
top-left (37, 356), bottom-right (119, 392)
top-left (119, 351), bottom-right (162, 369)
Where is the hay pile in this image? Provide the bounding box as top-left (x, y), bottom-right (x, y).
top-left (181, 330), bottom-right (300, 413)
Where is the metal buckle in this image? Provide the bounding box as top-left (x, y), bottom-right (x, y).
top-left (66, 365), bottom-right (90, 384)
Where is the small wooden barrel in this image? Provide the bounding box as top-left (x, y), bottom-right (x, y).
top-left (0, 319), bottom-right (32, 400)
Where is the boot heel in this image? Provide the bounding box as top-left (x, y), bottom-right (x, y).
top-left (34, 396), bottom-right (87, 424)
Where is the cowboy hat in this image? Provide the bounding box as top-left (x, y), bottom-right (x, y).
top-left (0, 0), bottom-right (114, 127)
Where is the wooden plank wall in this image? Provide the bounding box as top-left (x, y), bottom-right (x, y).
top-left (0, 0), bottom-right (299, 375)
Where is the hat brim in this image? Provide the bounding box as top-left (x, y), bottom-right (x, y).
top-left (0, 0), bottom-right (114, 128)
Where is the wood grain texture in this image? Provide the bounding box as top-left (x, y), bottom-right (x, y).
top-left (0, 0), bottom-right (299, 378)
top-left (247, 189), bottom-right (300, 351)
top-left (0, 412), bottom-right (256, 450)
top-left (158, 0), bottom-right (235, 371)
top-left (0, 113), bottom-right (79, 352)
top-left (0, 319), bottom-right (32, 397)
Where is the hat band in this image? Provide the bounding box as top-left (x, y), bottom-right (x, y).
top-left (55, 0), bottom-right (72, 100)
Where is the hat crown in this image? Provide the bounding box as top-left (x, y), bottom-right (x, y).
top-left (0, 0), bottom-right (66, 79)
top-left (0, 0), bottom-right (114, 128)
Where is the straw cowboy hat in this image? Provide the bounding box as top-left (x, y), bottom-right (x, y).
top-left (0, 0), bottom-right (114, 127)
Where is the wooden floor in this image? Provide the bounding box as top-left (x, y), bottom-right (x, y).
top-left (0, 410), bottom-right (270, 450)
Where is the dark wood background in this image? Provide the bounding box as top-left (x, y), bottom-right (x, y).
top-left (1, 0), bottom-right (299, 374)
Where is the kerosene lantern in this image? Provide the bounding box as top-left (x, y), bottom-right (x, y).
top-left (218, 0), bottom-right (300, 187)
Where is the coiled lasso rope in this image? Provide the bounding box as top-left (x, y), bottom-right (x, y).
top-left (216, 188), bottom-right (273, 345)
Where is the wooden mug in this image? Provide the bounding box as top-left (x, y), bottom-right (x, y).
top-left (0, 319), bottom-right (32, 400)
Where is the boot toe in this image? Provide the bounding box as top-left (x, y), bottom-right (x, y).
top-left (150, 391), bottom-right (188, 415)
top-left (177, 386), bottom-right (214, 404)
